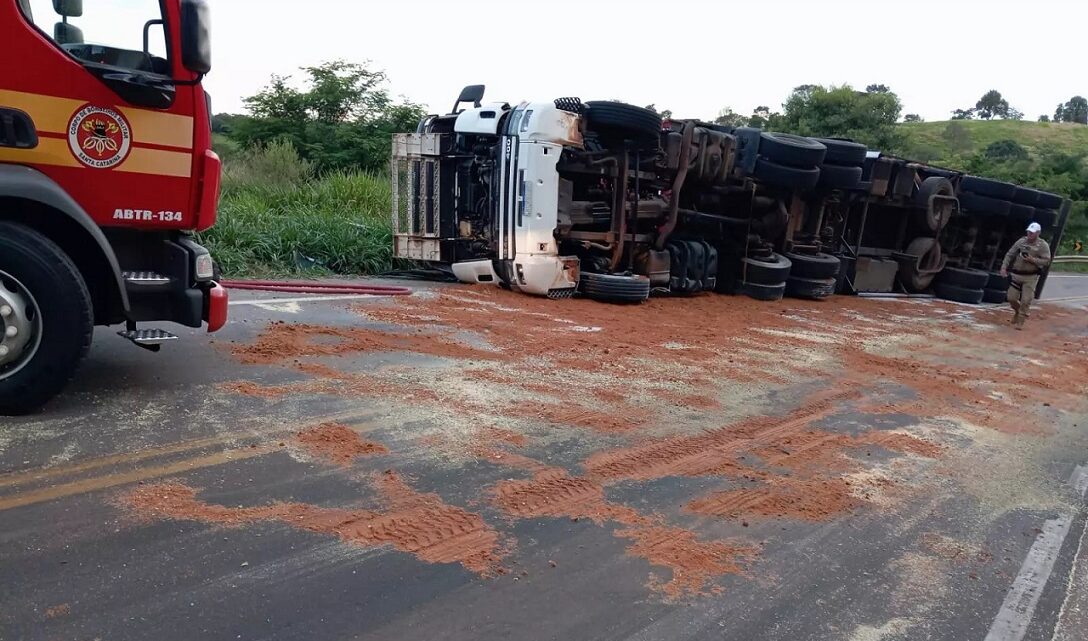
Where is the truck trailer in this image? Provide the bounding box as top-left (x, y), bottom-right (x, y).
top-left (1, 0), bottom-right (224, 413)
top-left (391, 86), bottom-right (1070, 305)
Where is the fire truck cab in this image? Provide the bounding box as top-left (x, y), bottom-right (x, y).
top-left (0, 0), bottom-right (224, 414)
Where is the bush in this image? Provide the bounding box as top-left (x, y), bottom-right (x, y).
top-left (198, 148), bottom-right (395, 277)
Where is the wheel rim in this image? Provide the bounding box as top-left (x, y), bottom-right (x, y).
top-left (0, 269), bottom-right (43, 381)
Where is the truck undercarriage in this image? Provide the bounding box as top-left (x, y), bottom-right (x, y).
top-left (392, 86), bottom-right (1070, 305)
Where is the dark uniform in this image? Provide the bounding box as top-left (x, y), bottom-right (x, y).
top-left (1000, 236), bottom-right (1051, 327)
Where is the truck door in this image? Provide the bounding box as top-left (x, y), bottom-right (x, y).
top-left (2, 0), bottom-right (202, 230)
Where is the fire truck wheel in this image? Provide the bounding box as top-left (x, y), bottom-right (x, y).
top-left (758, 133), bottom-right (827, 168)
top-left (0, 222), bottom-right (93, 415)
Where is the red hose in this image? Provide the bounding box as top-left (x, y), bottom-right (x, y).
top-left (219, 279), bottom-right (413, 296)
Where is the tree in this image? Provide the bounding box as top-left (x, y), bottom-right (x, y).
top-left (1038, 114), bottom-right (1051, 123)
top-left (713, 107), bottom-right (748, 128)
top-left (903, 114), bottom-right (923, 123)
top-left (748, 105), bottom-right (773, 129)
top-left (644, 104), bottom-right (673, 119)
top-left (1056, 96), bottom-right (1088, 124)
top-left (866, 84), bottom-right (891, 94)
top-left (1056, 103), bottom-right (1067, 123)
top-left (984, 139), bottom-right (1029, 162)
top-left (952, 108), bottom-right (975, 120)
top-left (941, 121), bottom-right (972, 155)
top-left (232, 60), bottom-right (425, 172)
top-left (1006, 107), bottom-right (1024, 121)
top-left (771, 84), bottom-right (903, 151)
top-left (975, 90), bottom-right (1010, 120)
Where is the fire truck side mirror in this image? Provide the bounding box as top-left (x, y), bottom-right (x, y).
top-left (53, 21), bottom-right (83, 44)
top-left (52, 0), bottom-right (82, 17)
top-left (180, 0), bottom-right (211, 74)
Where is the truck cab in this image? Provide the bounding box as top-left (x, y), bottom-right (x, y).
top-left (0, 0), bottom-right (224, 414)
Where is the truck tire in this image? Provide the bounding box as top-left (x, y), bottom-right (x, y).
top-left (758, 133), bottom-right (827, 168)
top-left (961, 176), bottom-right (1017, 200)
top-left (584, 101), bottom-right (662, 149)
top-left (1037, 191), bottom-right (1063, 210)
top-left (579, 272), bottom-right (650, 303)
top-left (958, 192), bottom-right (1011, 217)
top-left (0, 222), bottom-right (93, 415)
top-left (982, 288), bottom-right (1007, 304)
top-left (1012, 187), bottom-right (1040, 206)
top-left (914, 177), bottom-right (956, 232)
top-left (785, 275), bottom-right (837, 300)
top-left (817, 164), bottom-right (863, 190)
top-left (933, 282), bottom-right (985, 304)
top-left (1009, 203), bottom-right (1035, 222)
top-left (735, 280), bottom-right (786, 302)
top-left (785, 252), bottom-right (841, 279)
top-left (812, 138), bottom-right (868, 166)
top-left (1034, 209), bottom-right (1059, 227)
top-left (936, 266), bottom-right (989, 289)
top-left (738, 253), bottom-right (792, 286)
top-left (900, 237), bottom-right (943, 293)
top-left (986, 271), bottom-right (1008, 290)
top-left (753, 158), bottom-right (821, 190)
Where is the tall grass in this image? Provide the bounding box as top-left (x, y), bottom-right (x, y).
top-left (197, 141), bottom-right (395, 277)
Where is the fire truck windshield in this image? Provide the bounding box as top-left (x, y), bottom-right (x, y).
top-left (19, 0), bottom-right (170, 75)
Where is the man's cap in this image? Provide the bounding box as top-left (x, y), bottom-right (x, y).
top-left (1027, 222), bottom-right (1042, 233)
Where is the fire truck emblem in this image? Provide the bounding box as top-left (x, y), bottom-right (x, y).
top-left (67, 105), bottom-right (132, 169)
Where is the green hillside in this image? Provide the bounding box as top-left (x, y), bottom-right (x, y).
top-left (900, 120), bottom-right (1088, 163)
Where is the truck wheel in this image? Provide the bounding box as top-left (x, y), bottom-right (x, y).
top-left (1037, 191), bottom-right (1063, 210)
top-left (735, 280), bottom-right (786, 302)
top-left (982, 288), bottom-right (1007, 304)
top-left (817, 164), bottom-right (863, 190)
top-left (738, 253), bottom-right (792, 286)
top-left (986, 271), bottom-right (1008, 290)
top-left (584, 101), bottom-right (662, 150)
top-left (1012, 187), bottom-right (1040, 206)
top-left (933, 282), bottom-right (985, 304)
top-left (915, 177), bottom-right (955, 232)
top-left (958, 192), bottom-right (1011, 217)
top-left (1034, 209), bottom-right (1059, 227)
top-left (785, 252), bottom-right (841, 279)
top-left (936, 266), bottom-right (989, 290)
top-left (579, 272), bottom-right (651, 303)
top-left (753, 158), bottom-right (821, 190)
top-left (960, 176), bottom-right (1017, 200)
top-left (758, 133), bottom-right (827, 168)
top-left (1009, 203), bottom-right (1035, 222)
top-left (0, 222), bottom-right (93, 415)
top-left (812, 138), bottom-right (868, 166)
top-left (785, 276), bottom-right (837, 300)
top-left (900, 237), bottom-right (943, 293)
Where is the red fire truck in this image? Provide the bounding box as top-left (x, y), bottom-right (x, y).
top-left (0, 0), bottom-right (225, 414)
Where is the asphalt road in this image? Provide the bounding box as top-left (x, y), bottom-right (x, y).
top-left (2, 276), bottom-right (1087, 641)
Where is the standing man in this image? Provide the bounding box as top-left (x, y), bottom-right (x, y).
top-left (999, 222), bottom-right (1051, 329)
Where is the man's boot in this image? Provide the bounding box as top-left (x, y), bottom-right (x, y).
top-left (1013, 314), bottom-right (1026, 330)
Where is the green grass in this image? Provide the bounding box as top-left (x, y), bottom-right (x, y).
top-left (197, 141), bottom-right (395, 278)
top-left (901, 120), bottom-right (1088, 162)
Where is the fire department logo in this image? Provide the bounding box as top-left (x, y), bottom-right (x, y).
top-left (67, 105), bottom-right (132, 169)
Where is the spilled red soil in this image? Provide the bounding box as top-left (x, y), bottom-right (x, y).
top-left (44, 604), bottom-right (70, 619)
top-left (294, 422), bottom-right (388, 466)
top-left (122, 471), bottom-right (505, 575)
top-left (687, 478), bottom-right (862, 521)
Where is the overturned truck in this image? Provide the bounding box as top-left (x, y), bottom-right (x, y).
top-left (392, 86), bottom-right (1071, 304)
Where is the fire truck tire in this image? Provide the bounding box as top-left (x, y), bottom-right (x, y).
top-left (785, 251), bottom-right (842, 279)
top-left (817, 164), bottom-right (863, 190)
top-left (0, 222), bottom-right (93, 415)
top-left (738, 253), bottom-right (792, 286)
top-left (961, 176), bottom-right (1017, 200)
top-left (933, 282), bottom-right (985, 304)
top-left (958, 192), bottom-right (1012, 217)
top-left (735, 280), bottom-right (787, 302)
top-left (1037, 191), bottom-right (1064, 210)
top-left (753, 158), bottom-right (821, 190)
top-left (982, 288), bottom-right (1007, 304)
top-left (1034, 209), bottom-right (1059, 227)
top-left (584, 101), bottom-right (662, 149)
top-left (785, 276), bottom-right (837, 300)
top-left (813, 138), bottom-right (868, 166)
top-left (758, 133), bottom-right (827, 168)
top-left (936, 266), bottom-right (990, 290)
top-left (579, 272), bottom-right (651, 303)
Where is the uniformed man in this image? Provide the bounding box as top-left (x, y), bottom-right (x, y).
top-left (999, 222), bottom-right (1051, 329)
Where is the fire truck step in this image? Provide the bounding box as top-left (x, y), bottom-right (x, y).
top-left (122, 271), bottom-right (172, 286)
top-left (117, 328), bottom-right (179, 346)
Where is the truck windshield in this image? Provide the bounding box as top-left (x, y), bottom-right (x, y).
top-left (19, 0), bottom-right (170, 76)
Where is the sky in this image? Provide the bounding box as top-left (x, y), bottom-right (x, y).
top-left (25, 0), bottom-right (1088, 123)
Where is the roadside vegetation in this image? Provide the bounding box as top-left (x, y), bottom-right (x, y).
top-left (206, 64), bottom-right (1088, 276)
